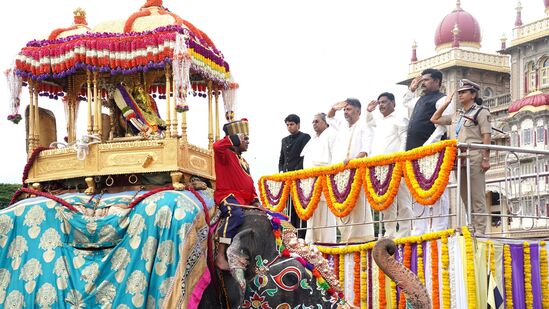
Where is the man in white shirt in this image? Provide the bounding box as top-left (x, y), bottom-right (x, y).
top-left (327, 98), bottom-right (374, 242)
top-left (403, 68), bottom-right (454, 235)
top-left (301, 113), bottom-right (337, 244)
top-left (366, 92), bottom-right (413, 238)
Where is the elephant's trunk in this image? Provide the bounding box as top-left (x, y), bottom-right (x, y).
top-left (373, 238), bottom-right (431, 309)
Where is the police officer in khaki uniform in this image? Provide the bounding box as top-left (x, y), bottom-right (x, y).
top-left (430, 79), bottom-right (492, 234)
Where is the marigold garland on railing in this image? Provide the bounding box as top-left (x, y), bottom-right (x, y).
top-left (441, 236), bottom-right (450, 309)
top-left (259, 140), bottom-right (458, 219)
top-left (391, 277), bottom-right (398, 308)
top-left (462, 226), bottom-right (477, 309)
top-left (353, 251), bottom-right (361, 307)
top-left (524, 242), bottom-right (533, 309)
top-left (379, 269), bottom-right (387, 309)
top-left (290, 176), bottom-right (323, 220)
top-left (403, 140), bottom-right (457, 205)
top-left (504, 244), bottom-right (513, 309)
top-left (360, 250), bottom-right (367, 309)
top-left (259, 178), bottom-right (290, 212)
top-left (431, 240), bottom-right (440, 309)
top-left (339, 253), bottom-right (345, 290)
top-left (324, 167), bottom-right (364, 217)
top-left (540, 241), bottom-right (549, 309)
top-left (364, 161), bottom-right (403, 211)
top-left (417, 240), bottom-right (425, 286)
top-left (398, 242), bottom-right (412, 309)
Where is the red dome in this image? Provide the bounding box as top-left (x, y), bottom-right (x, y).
top-left (434, 5), bottom-right (481, 50)
top-left (509, 93), bottom-right (549, 113)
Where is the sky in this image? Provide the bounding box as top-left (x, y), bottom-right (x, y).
top-left (0, 0), bottom-right (546, 184)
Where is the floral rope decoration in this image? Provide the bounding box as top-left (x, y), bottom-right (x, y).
top-left (431, 240), bottom-right (440, 309)
top-left (339, 253), bottom-right (345, 289)
top-left (353, 251), bottom-right (361, 307)
top-left (323, 167), bottom-right (364, 217)
top-left (524, 242), bottom-right (533, 309)
top-left (417, 241), bottom-right (425, 286)
top-left (364, 161), bottom-right (403, 211)
top-left (290, 176), bottom-right (323, 220)
top-left (379, 269), bottom-right (387, 309)
top-left (540, 241), bottom-right (549, 309)
top-left (462, 226), bottom-right (477, 309)
top-left (398, 242), bottom-right (413, 309)
top-left (360, 250), bottom-right (367, 309)
top-left (334, 254), bottom-right (340, 282)
top-left (441, 236), bottom-right (450, 309)
top-left (503, 244), bottom-right (513, 309)
top-left (403, 140), bottom-right (457, 205)
top-left (391, 276), bottom-right (398, 308)
top-left (258, 178), bottom-right (290, 212)
top-left (260, 140), bottom-right (457, 218)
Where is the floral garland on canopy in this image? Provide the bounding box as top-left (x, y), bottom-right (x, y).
top-left (259, 140), bottom-right (457, 217)
top-left (15, 25), bottom-right (230, 86)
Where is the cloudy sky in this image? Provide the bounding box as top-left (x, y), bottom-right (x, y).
top-left (0, 0), bottom-right (546, 184)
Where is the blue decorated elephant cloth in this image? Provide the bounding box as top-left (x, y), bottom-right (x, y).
top-left (0, 189), bottom-right (216, 308)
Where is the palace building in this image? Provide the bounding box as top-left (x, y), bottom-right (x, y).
top-left (400, 0), bottom-right (549, 235)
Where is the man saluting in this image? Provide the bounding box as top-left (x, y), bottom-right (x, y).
top-left (213, 118), bottom-right (260, 270)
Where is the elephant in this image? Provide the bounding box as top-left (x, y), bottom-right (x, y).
top-left (199, 209), bottom-right (348, 308)
top-left (373, 238), bottom-right (431, 309)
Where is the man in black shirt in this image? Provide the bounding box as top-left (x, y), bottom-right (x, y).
top-left (279, 114), bottom-right (311, 238)
top-left (279, 114), bottom-right (311, 172)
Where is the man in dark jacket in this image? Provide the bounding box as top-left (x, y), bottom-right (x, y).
top-left (278, 114), bottom-right (310, 238)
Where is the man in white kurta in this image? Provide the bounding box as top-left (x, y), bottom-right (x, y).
top-left (366, 92), bottom-right (413, 238)
top-left (327, 99), bottom-right (374, 242)
top-left (301, 113), bottom-right (337, 244)
top-left (403, 70), bottom-right (454, 235)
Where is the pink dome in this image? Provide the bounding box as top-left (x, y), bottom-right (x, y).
top-left (509, 93), bottom-right (549, 113)
top-left (434, 5), bottom-right (481, 50)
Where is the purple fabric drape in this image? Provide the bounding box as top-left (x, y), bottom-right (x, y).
top-left (395, 245), bottom-right (401, 306)
top-left (510, 244), bottom-right (526, 309)
top-left (411, 242), bottom-right (418, 275)
top-left (529, 244), bottom-right (542, 309)
top-left (368, 249), bottom-right (373, 309)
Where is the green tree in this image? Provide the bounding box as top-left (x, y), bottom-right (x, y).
top-left (0, 183), bottom-right (20, 209)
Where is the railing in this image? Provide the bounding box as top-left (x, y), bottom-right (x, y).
top-left (484, 93), bottom-right (511, 110)
top-left (407, 48), bottom-right (510, 78)
top-left (511, 16), bottom-right (549, 46)
top-left (265, 142), bottom-right (549, 243)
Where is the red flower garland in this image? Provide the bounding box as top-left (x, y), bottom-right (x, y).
top-left (379, 269), bottom-right (387, 308)
top-left (22, 146), bottom-right (52, 187)
top-left (431, 240), bottom-right (440, 309)
top-left (353, 251), bottom-right (361, 307)
top-left (398, 242), bottom-right (412, 309)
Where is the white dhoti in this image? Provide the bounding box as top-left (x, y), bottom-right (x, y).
top-left (337, 190), bottom-right (374, 242)
top-left (305, 197), bottom-right (337, 244)
top-left (382, 180), bottom-right (413, 238)
top-left (411, 188), bottom-right (449, 235)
